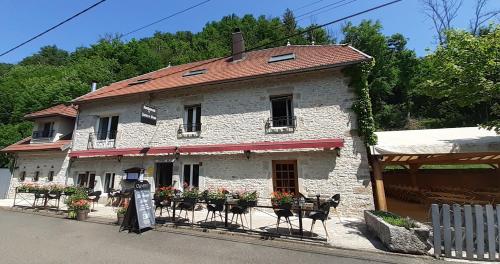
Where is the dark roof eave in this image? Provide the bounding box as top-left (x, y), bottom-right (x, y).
top-left (72, 58), bottom-right (370, 105)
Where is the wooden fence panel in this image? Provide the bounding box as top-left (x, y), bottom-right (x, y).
top-left (452, 204), bottom-right (462, 258)
top-left (464, 205), bottom-right (474, 259)
top-left (432, 204), bottom-right (499, 261)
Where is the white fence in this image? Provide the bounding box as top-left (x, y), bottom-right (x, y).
top-left (431, 204), bottom-right (499, 261)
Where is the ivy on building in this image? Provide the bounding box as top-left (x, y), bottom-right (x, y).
top-left (343, 61), bottom-right (377, 145)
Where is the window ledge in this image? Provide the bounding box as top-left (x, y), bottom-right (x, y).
top-left (265, 126), bottom-right (295, 134)
top-left (178, 131), bottom-right (201, 138)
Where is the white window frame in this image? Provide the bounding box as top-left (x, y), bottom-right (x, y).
top-left (181, 163), bottom-right (200, 190)
top-left (95, 115), bottom-right (119, 148)
top-left (183, 105), bottom-right (201, 133)
top-left (103, 172), bottom-right (116, 192)
top-left (48, 171), bottom-right (54, 182)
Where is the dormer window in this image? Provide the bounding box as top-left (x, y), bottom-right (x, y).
top-left (183, 69), bottom-right (207, 77)
top-left (268, 53), bottom-right (295, 63)
top-left (33, 122), bottom-right (54, 139)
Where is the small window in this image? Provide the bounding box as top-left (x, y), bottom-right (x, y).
top-left (97, 116), bottom-right (119, 140)
top-left (33, 171), bottom-right (40, 182)
top-left (128, 78), bottom-right (151, 86)
top-left (270, 95), bottom-right (294, 127)
top-left (183, 164), bottom-right (200, 189)
top-left (19, 171), bottom-right (26, 182)
top-left (183, 105), bottom-right (201, 132)
top-left (183, 69), bottom-right (207, 77)
top-left (48, 171), bottom-right (54, 182)
top-left (268, 53), bottom-right (295, 63)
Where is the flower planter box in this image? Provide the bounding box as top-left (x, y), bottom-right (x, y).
top-left (117, 214), bottom-right (124, 225)
top-left (76, 210), bottom-right (89, 221)
top-left (364, 210), bottom-right (431, 255)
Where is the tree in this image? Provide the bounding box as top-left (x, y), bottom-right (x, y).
top-left (417, 26), bottom-right (500, 132)
top-left (20, 45), bottom-right (69, 66)
top-left (470, 0), bottom-right (499, 36)
top-left (341, 20), bottom-right (418, 130)
top-left (421, 0), bottom-right (463, 44)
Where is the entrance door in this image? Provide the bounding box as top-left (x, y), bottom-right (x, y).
top-left (78, 172), bottom-right (96, 189)
top-left (104, 173), bottom-right (115, 193)
top-left (156, 163), bottom-right (173, 187)
top-left (272, 160), bottom-right (298, 194)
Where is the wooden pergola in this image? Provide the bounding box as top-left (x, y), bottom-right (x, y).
top-left (369, 127), bottom-right (500, 211)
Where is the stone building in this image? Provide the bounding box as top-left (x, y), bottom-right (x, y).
top-left (2, 104), bottom-right (76, 197)
top-left (3, 32), bottom-right (375, 215)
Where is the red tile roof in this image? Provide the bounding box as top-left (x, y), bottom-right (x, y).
top-left (24, 104), bottom-right (77, 120)
top-left (73, 45), bottom-right (370, 103)
top-left (1, 137), bottom-right (71, 153)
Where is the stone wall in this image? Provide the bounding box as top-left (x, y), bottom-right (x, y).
top-left (7, 151), bottom-right (70, 198)
top-left (67, 68), bottom-right (374, 216)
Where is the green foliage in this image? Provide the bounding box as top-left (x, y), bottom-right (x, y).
top-left (372, 210), bottom-right (416, 229)
top-left (417, 26), bottom-right (500, 132)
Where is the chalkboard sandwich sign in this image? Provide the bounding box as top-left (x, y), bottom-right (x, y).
top-left (120, 180), bottom-right (156, 233)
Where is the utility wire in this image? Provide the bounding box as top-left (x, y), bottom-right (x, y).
top-left (0, 0), bottom-right (107, 58)
top-left (294, 0), bottom-right (328, 12)
top-left (296, 0), bottom-right (352, 20)
top-left (92, 0), bottom-right (401, 96)
top-left (296, 0), bottom-right (359, 22)
top-left (120, 0), bottom-right (212, 38)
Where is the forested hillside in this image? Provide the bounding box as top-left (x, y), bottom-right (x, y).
top-left (0, 10), bottom-right (498, 166)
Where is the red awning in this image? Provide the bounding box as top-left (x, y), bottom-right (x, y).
top-left (69, 138), bottom-right (344, 158)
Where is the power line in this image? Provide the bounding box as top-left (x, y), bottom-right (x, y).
top-left (296, 0), bottom-right (352, 20)
top-left (293, 0), bottom-right (328, 12)
top-left (106, 0), bottom-right (402, 90)
top-left (296, 0), bottom-right (359, 22)
top-left (120, 0), bottom-right (212, 38)
top-left (0, 0), bottom-right (107, 58)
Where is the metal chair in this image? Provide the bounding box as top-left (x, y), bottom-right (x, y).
top-left (308, 199), bottom-right (333, 239)
top-left (88, 191), bottom-right (102, 211)
top-left (205, 198), bottom-right (225, 226)
top-left (274, 207), bottom-right (293, 234)
top-left (177, 197), bottom-right (197, 223)
top-left (230, 200), bottom-right (250, 229)
top-left (331, 193), bottom-right (341, 221)
top-left (154, 194), bottom-right (171, 217)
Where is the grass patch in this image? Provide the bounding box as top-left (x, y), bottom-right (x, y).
top-left (372, 211), bottom-right (417, 229)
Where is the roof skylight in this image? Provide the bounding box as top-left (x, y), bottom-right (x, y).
top-left (268, 53), bottom-right (296, 63)
top-left (128, 78), bottom-right (151, 86)
top-left (183, 69), bottom-right (207, 77)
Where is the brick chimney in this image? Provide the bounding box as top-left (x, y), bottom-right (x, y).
top-left (232, 28), bottom-right (245, 61)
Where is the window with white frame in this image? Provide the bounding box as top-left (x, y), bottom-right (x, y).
top-left (104, 172), bottom-right (115, 193)
top-left (48, 171), bottom-right (54, 182)
top-left (182, 164), bottom-right (200, 189)
top-left (97, 116), bottom-right (119, 140)
top-left (270, 95), bottom-right (294, 127)
top-left (33, 171), bottom-right (40, 182)
top-left (183, 105), bottom-right (201, 132)
top-left (19, 171), bottom-right (26, 182)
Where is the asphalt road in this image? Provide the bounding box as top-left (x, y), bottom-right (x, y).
top-left (0, 209), bottom-right (438, 264)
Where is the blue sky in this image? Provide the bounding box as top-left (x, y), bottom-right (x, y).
top-left (0, 0), bottom-right (497, 63)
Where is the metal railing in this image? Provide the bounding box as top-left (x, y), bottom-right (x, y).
top-left (87, 131), bottom-right (117, 149)
top-left (178, 123), bottom-right (202, 134)
top-left (32, 130), bottom-right (54, 139)
top-left (265, 116), bottom-right (296, 129)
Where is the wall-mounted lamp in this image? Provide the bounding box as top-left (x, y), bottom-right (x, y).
top-left (335, 147), bottom-right (341, 157)
top-left (174, 147), bottom-right (181, 160)
top-left (244, 150), bottom-right (251, 160)
top-left (117, 155), bottom-right (123, 162)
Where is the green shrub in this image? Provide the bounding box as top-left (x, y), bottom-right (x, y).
top-left (372, 211), bottom-right (416, 229)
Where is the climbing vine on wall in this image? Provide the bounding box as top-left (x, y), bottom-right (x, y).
top-left (343, 61), bottom-right (377, 145)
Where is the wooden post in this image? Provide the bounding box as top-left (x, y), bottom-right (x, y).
top-left (372, 158), bottom-right (387, 211)
top-left (409, 164), bottom-right (420, 190)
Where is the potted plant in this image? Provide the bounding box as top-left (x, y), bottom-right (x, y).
top-left (116, 206), bottom-right (128, 225)
top-left (71, 199), bottom-right (91, 221)
top-left (271, 191), bottom-right (294, 210)
top-left (66, 188), bottom-right (89, 220)
top-left (239, 191), bottom-right (258, 207)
